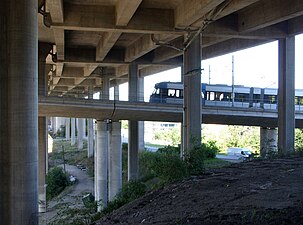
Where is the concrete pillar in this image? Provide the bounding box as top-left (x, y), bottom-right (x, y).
top-left (38, 43), bottom-right (51, 213)
top-left (65, 118), bottom-right (70, 141)
top-left (88, 87), bottom-right (94, 157)
top-left (0, 0), bottom-right (38, 224)
top-left (95, 121), bottom-right (108, 211)
top-left (108, 122), bottom-right (122, 201)
top-left (260, 127), bottom-right (278, 158)
top-left (101, 76), bottom-right (110, 100)
top-left (128, 63), bottom-right (139, 180)
top-left (138, 76), bottom-right (145, 151)
top-left (183, 35), bottom-right (202, 153)
top-left (77, 118), bottom-right (84, 150)
top-left (71, 118), bottom-right (76, 146)
top-left (180, 66), bottom-right (185, 158)
top-left (278, 37), bottom-right (295, 154)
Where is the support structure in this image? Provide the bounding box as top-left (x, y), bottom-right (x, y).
top-left (88, 87), bottom-right (94, 157)
top-left (71, 118), bottom-right (76, 146)
top-left (183, 35), bottom-right (202, 153)
top-left (38, 43), bottom-right (51, 213)
top-left (128, 63), bottom-right (139, 180)
top-left (77, 118), bottom-right (84, 150)
top-left (260, 127), bottom-right (278, 158)
top-left (108, 122), bottom-right (122, 201)
top-left (101, 76), bottom-right (110, 100)
top-left (138, 76), bottom-right (145, 151)
top-left (95, 121), bottom-right (108, 211)
top-left (0, 0), bottom-right (38, 223)
top-left (278, 37), bottom-right (295, 154)
top-left (65, 118), bottom-right (70, 141)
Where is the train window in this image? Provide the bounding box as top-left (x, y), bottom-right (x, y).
top-left (253, 94), bottom-right (260, 103)
top-left (207, 92), bottom-right (215, 101)
top-left (215, 92), bottom-right (223, 101)
top-left (264, 95), bottom-right (277, 104)
top-left (160, 89), bottom-right (168, 96)
top-left (168, 89), bottom-right (175, 97)
top-left (235, 93), bottom-right (249, 102)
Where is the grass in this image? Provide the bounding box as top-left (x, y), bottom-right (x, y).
top-left (204, 158), bottom-right (232, 169)
top-left (144, 142), bottom-right (166, 148)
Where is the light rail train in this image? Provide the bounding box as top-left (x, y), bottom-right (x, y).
top-left (149, 82), bottom-right (303, 110)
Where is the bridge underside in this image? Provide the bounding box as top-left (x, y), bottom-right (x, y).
top-left (1, 0), bottom-right (303, 224)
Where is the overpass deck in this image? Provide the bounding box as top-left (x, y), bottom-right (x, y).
top-left (39, 96), bottom-right (303, 128)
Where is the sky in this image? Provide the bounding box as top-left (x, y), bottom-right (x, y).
top-left (116, 34), bottom-right (303, 101)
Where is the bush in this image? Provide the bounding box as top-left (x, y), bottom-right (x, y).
top-left (102, 181), bottom-right (146, 215)
top-left (201, 141), bottom-right (219, 159)
top-left (46, 167), bottom-right (70, 200)
top-left (139, 150), bottom-right (188, 184)
top-left (157, 145), bottom-right (180, 156)
top-left (185, 146), bottom-right (205, 175)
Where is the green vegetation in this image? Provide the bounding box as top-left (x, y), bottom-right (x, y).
top-left (49, 139), bottom-right (94, 177)
top-left (154, 127), bottom-right (181, 146)
top-left (46, 167), bottom-right (70, 200)
top-left (48, 136), bottom-right (230, 224)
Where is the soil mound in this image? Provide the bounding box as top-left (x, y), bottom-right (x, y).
top-left (95, 158), bottom-right (303, 225)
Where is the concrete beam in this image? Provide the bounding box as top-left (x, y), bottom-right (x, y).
top-left (204, 18), bottom-right (287, 39)
top-left (238, 0), bottom-right (303, 33)
top-left (53, 28), bottom-right (65, 60)
top-left (116, 0), bottom-right (142, 26)
top-left (175, 0), bottom-right (225, 28)
top-left (125, 34), bottom-right (155, 62)
top-left (52, 4), bottom-right (177, 34)
top-left (48, 0), bottom-right (64, 23)
top-left (96, 32), bottom-right (122, 61)
top-left (202, 38), bottom-right (272, 60)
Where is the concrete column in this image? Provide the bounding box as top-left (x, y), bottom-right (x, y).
top-left (38, 43), bottom-right (51, 213)
top-left (128, 63), bottom-right (139, 180)
top-left (0, 0), bottom-right (38, 224)
top-left (260, 127), bottom-right (278, 158)
top-left (138, 76), bottom-right (145, 151)
top-left (95, 121), bottom-right (108, 211)
top-left (65, 118), bottom-right (70, 141)
top-left (71, 118), bottom-right (76, 146)
top-left (183, 35), bottom-right (202, 153)
top-left (278, 37), bottom-right (295, 154)
top-left (101, 76), bottom-right (110, 100)
top-left (180, 66), bottom-right (185, 158)
top-left (88, 87), bottom-right (94, 157)
top-left (108, 122), bottom-right (122, 201)
top-left (77, 118), bottom-right (84, 150)
top-left (114, 85), bottom-right (119, 100)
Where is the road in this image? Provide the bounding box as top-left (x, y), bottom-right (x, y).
top-left (216, 154), bottom-right (244, 163)
top-left (39, 164), bottom-right (94, 224)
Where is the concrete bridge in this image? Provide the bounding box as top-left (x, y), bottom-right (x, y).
top-left (1, 0), bottom-right (303, 224)
top-left (39, 96), bottom-right (303, 128)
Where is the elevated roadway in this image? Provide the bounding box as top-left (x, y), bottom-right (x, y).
top-left (39, 96), bottom-right (303, 128)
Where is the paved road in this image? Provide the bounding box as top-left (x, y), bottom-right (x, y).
top-left (216, 154), bottom-right (244, 163)
top-left (39, 164), bottom-right (94, 224)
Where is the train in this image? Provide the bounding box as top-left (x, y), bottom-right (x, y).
top-left (149, 82), bottom-right (303, 110)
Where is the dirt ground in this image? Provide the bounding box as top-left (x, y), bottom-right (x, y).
top-left (95, 157), bottom-right (303, 225)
